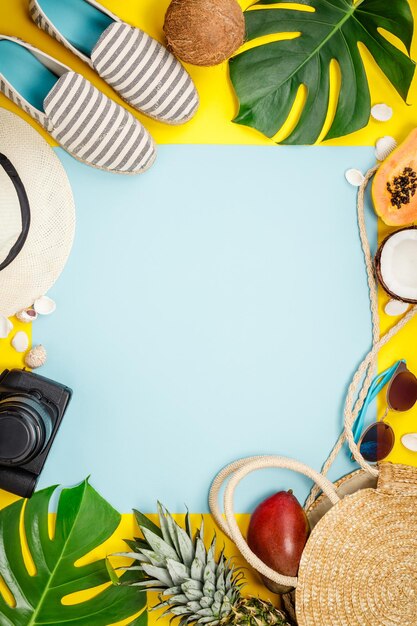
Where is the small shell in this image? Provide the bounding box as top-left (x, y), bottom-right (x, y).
top-left (34, 296), bottom-right (56, 316)
top-left (375, 136), bottom-right (397, 162)
top-left (16, 308), bottom-right (38, 323)
top-left (11, 330), bottom-right (29, 353)
top-left (371, 103), bottom-right (393, 122)
top-left (0, 315), bottom-right (13, 339)
top-left (345, 168), bottom-right (365, 187)
top-left (401, 433), bottom-right (417, 452)
top-left (384, 299), bottom-right (409, 317)
top-left (24, 345), bottom-right (47, 369)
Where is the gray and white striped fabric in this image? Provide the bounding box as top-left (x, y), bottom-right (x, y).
top-left (29, 0), bottom-right (199, 125)
top-left (44, 72), bottom-right (156, 174)
top-left (91, 23), bottom-right (199, 125)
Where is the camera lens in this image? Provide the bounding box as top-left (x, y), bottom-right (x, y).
top-left (0, 395), bottom-right (53, 465)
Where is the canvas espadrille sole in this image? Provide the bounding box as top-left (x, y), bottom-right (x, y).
top-left (0, 36), bottom-right (156, 175)
top-left (29, 0), bottom-right (199, 125)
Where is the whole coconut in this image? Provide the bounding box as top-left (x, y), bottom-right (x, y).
top-left (163, 0), bottom-right (245, 67)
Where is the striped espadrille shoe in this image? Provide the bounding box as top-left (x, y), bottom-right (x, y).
top-left (29, 0), bottom-right (200, 126)
top-left (0, 36), bottom-right (156, 174)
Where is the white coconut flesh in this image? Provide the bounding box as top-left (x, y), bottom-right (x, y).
top-left (379, 229), bottom-right (417, 301)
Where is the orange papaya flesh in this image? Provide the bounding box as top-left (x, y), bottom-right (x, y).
top-left (372, 128), bottom-right (417, 227)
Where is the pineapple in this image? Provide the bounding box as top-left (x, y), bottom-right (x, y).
top-left (109, 503), bottom-right (291, 626)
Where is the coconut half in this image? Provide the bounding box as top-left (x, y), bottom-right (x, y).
top-left (375, 227), bottom-right (417, 303)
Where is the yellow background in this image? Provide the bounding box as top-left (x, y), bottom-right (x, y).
top-left (0, 503), bottom-right (267, 626)
top-left (0, 0), bottom-right (417, 146)
top-left (1, 0), bottom-right (417, 623)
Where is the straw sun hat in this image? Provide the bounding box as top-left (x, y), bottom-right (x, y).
top-left (0, 108), bottom-right (75, 318)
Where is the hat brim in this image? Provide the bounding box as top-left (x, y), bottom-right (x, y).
top-left (0, 109), bottom-right (75, 317)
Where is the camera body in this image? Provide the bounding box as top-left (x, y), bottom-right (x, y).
top-left (0, 369), bottom-right (72, 498)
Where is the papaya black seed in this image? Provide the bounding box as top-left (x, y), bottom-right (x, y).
top-left (387, 167), bottom-right (417, 208)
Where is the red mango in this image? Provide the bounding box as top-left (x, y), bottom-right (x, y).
top-left (247, 490), bottom-right (310, 594)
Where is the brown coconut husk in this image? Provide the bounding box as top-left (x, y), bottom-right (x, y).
top-left (163, 0), bottom-right (245, 66)
top-left (375, 226), bottom-right (417, 304)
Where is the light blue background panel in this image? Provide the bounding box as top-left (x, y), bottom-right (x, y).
top-left (34, 145), bottom-right (375, 513)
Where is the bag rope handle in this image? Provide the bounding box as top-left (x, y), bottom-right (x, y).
top-left (209, 456), bottom-right (340, 589)
top-left (304, 166), bottom-right (381, 505)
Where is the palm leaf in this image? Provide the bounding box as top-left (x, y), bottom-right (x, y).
top-left (230, 0), bottom-right (415, 144)
top-left (0, 480), bottom-right (147, 626)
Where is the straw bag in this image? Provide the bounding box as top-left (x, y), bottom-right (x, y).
top-left (210, 455), bottom-right (417, 625)
top-left (209, 166), bottom-right (417, 625)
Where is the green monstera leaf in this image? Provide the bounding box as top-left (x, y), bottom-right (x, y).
top-left (0, 480), bottom-right (147, 626)
top-left (230, 0), bottom-right (416, 144)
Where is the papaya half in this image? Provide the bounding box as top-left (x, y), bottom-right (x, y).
top-left (372, 128), bottom-right (417, 226)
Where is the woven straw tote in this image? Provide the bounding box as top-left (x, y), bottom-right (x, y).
top-left (298, 461), bottom-right (417, 625)
top-left (210, 455), bottom-right (417, 626)
top-left (209, 166), bottom-right (417, 625)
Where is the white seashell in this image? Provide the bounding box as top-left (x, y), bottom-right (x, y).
top-left (371, 103), bottom-right (393, 122)
top-left (375, 136), bottom-right (397, 162)
top-left (401, 433), bottom-right (417, 452)
top-left (384, 299), bottom-right (409, 317)
top-left (34, 296), bottom-right (56, 316)
top-left (11, 331), bottom-right (29, 353)
top-left (24, 345), bottom-right (47, 369)
top-left (0, 315), bottom-right (13, 339)
top-left (345, 168), bottom-right (365, 187)
top-left (16, 308), bottom-right (38, 323)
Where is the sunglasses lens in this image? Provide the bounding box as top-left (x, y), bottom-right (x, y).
top-left (359, 422), bottom-right (395, 463)
top-left (388, 370), bottom-right (417, 411)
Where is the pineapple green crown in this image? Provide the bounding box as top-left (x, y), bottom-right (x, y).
top-left (109, 503), bottom-right (290, 626)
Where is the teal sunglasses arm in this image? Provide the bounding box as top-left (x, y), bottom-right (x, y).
top-left (352, 360), bottom-right (404, 444)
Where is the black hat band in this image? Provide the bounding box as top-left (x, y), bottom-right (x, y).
top-left (0, 153), bottom-right (30, 272)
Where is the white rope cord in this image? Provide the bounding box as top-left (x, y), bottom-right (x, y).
top-left (304, 165), bottom-right (383, 507)
top-left (359, 165), bottom-right (381, 345)
top-left (209, 456), bottom-right (340, 589)
top-left (208, 164), bottom-right (417, 586)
